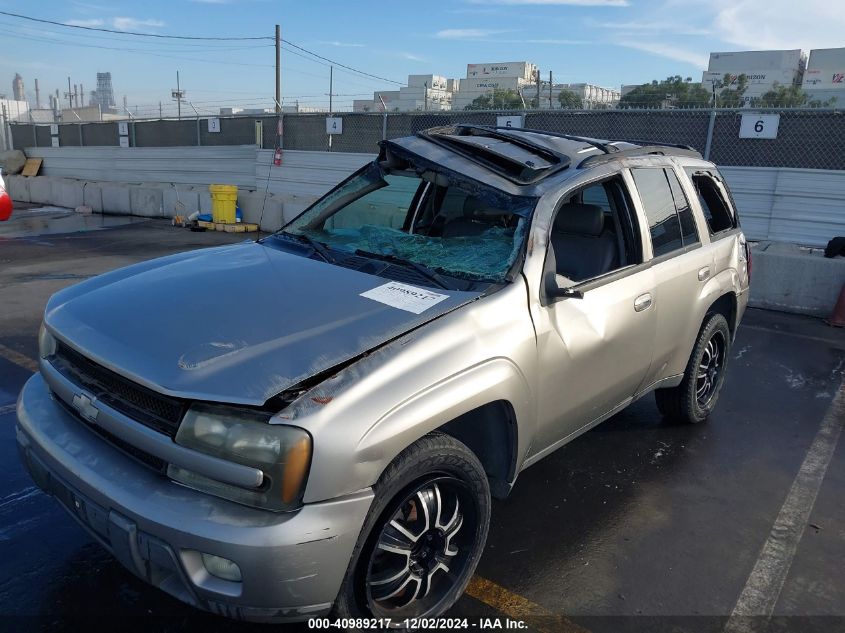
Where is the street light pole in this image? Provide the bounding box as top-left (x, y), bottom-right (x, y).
top-left (275, 24), bottom-right (281, 115)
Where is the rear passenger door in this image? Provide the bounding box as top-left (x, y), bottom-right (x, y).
top-left (628, 164), bottom-right (706, 389)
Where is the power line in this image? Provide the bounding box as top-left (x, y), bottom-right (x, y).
top-left (0, 10), bottom-right (271, 40)
top-left (0, 10), bottom-right (405, 87)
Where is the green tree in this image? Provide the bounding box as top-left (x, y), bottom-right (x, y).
top-left (464, 89), bottom-right (524, 111)
top-left (716, 73), bottom-right (748, 108)
top-left (619, 75), bottom-right (711, 108)
top-left (557, 90), bottom-right (583, 109)
top-left (755, 82), bottom-right (834, 108)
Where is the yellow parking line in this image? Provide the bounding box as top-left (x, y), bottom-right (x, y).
top-left (0, 344), bottom-right (38, 373)
top-left (466, 575), bottom-right (590, 633)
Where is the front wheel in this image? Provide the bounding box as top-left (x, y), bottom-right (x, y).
top-left (655, 313), bottom-right (731, 424)
top-left (333, 432), bottom-right (491, 621)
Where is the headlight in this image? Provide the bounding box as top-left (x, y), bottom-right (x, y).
top-left (170, 404), bottom-right (311, 512)
top-left (38, 323), bottom-right (57, 359)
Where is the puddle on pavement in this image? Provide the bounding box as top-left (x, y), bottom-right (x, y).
top-left (0, 207), bottom-right (144, 239)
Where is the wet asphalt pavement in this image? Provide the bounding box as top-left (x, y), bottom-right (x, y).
top-left (1, 216), bottom-right (843, 633)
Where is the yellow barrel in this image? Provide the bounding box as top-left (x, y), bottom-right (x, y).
top-left (209, 184), bottom-right (238, 223)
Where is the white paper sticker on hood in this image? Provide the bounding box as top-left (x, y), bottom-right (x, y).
top-left (360, 282), bottom-right (449, 314)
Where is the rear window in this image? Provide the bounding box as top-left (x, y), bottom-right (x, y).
top-left (684, 168), bottom-right (738, 234)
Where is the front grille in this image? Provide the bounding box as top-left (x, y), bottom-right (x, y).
top-left (56, 397), bottom-right (168, 473)
top-left (52, 341), bottom-right (186, 437)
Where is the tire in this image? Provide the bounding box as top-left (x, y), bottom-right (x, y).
top-left (332, 432), bottom-right (491, 622)
top-left (655, 313), bottom-right (731, 424)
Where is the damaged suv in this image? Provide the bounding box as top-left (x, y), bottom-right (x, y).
top-left (16, 126), bottom-right (749, 623)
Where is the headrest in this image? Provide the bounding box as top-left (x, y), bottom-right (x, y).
top-left (553, 203), bottom-right (605, 236)
top-left (463, 196), bottom-right (508, 219)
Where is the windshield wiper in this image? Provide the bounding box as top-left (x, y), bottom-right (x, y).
top-left (355, 249), bottom-right (451, 290)
top-left (283, 231), bottom-right (335, 263)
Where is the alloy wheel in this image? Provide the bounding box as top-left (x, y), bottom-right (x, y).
top-left (696, 331), bottom-right (725, 406)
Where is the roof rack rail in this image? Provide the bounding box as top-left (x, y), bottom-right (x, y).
top-left (577, 144), bottom-right (702, 169)
top-left (610, 139), bottom-right (699, 152)
top-left (465, 125), bottom-right (617, 155)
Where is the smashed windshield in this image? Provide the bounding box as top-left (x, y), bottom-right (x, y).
top-left (281, 162), bottom-right (536, 283)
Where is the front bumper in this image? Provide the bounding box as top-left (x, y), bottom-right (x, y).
top-left (16, 373), bottom-right (374, 622)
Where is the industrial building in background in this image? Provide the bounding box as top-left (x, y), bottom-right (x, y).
top-left (12, 73), bottom-right (24, 102)
top-left (353, 61), bottom-right (618, 112)
top-left (802, 47), bottom-right (845, 105)
top-left (90, 72), bottom-right (116, 114)
top-left (701, 49), bottom-right (806, 104)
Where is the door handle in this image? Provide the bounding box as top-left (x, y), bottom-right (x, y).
top-left (634, 293), bottom-right (652, 312)
top-left (698, 266), bottom-right (711, 281)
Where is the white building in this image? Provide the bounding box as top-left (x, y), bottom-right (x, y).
top-left (802, 48), bottom-right (845, 105)
top-left (701, 49), bottom-right (805, 105)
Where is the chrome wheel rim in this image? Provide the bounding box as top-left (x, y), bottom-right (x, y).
top-left (696, 331), bottom-right (725, 407)
top-left (365, 476), bottom-right (474, 619)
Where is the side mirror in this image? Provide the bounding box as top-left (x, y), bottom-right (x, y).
top-left (545, 273), bottom-right (583, 299)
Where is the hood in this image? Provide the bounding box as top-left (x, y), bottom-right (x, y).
top-left (45, 241), bottom-right (480, 405)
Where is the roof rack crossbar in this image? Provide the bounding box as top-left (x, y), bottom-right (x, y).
top-left (609, 138), bottom-right (698, 151)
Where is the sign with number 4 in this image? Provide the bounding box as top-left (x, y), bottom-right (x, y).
top-left (739, 114), bottom-right (780, 139)
top-left (326, 117), bottom-right (343, 135)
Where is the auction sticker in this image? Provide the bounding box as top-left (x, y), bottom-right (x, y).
top-left (360, 282), bottom-right (449, 314)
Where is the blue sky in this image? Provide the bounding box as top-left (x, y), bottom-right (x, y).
top-left (1, 0), bottom-right (842, 115)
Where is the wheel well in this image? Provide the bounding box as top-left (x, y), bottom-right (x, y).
top-left (707, 292), bottom-right (738, 336)
top-left (438, 400), bottom-right (517, 500)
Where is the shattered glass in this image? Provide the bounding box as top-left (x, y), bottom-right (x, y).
top-left (302, 221), bottom-right (527, 282)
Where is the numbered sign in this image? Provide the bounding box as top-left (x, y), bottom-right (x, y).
top-left (739, 114), bottom-right (780, 139)
top-left (49, 124), bottom-right (59, 135)
top-left (207, 118), bottom-right (221, 133)
top-left (118, 121), bottom-right (129, 136)
top-left (51, 136), bottom-right (60, 147)
top-left (326, 117), bottom-right (343, 135)
top-left (496, 115), bottom-right (524, 129)
top-left (119, 136), bottom-right (130, 148)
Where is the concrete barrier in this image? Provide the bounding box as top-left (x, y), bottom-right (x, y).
top-left (82, 182), bottom-right (105, 212)
top-left (163, 187), bottom-right (200, 217)
top-left (5, 175), bottom-right (30, 203)
top-left (749, 242), bottom-right (845, 317)
top-left (52, 179), bottom-right (85, 209)
top-left (101, 184), bottom-right (132, 214)
top-left (129, 186), bottom-right (164, 218)
top-left (29, 176), bottom-right (55, 205)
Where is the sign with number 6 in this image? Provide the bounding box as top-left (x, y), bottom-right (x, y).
top-left (739, 113), bottom-right (780, 139)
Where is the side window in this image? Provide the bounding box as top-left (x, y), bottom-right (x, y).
top-left (684, 168), bottom-right (738, 235)
top-left (665, 169), bottom-right (700, 246)
top-left (630, 168), bottom-right (683, 257)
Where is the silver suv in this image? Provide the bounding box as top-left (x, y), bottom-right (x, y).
top-left (16, 126), bottom-right (750, 623)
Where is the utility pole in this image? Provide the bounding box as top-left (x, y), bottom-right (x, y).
top-left (159, 102), bottom-right (163, 119)
top-left (66, 77), bottom-right (73, 109)
top-left (329, 66), bottom-right (334, 114)
top-left (34, 78), bottom-right (41, 109)
top-left (424, 82), bottom-right (428, 111)
top-left (275, 24), bottom-right (281, 115)
top-left (80, 84), bottom-right (85, 107)
top-left (549, 71), bottom-right (553, 109)
top-left (535, 69), bottom-right (541, 108)
top-left (172, 71), bottom-right (185, 120)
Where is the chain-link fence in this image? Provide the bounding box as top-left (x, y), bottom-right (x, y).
top-left (10, 108), bottom-right (845, 169)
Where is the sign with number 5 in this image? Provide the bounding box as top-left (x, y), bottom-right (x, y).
top-left (739, 113), bottom-right (780, 139)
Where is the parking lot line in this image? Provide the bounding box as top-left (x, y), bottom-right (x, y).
top-left (466, 576), bottom-right (590, 633)
top-left (724, 376), bottom-right (845, 632)
top-left (0, 344), bottom-right (38, 373)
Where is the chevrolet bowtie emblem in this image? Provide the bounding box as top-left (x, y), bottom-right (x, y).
top-left (72, 393), bottom-right (99, 423)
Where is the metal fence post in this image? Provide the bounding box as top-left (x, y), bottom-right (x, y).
top-left (78, 123), bottom-right (84, 147)
top-left (703, 109), bottom-right (717, 161)
top-left (197, 117), bottom-right (201, 146)
top-left (32, 123), bottom-right (37, 147)
top-left (382, 112), bottom-right (388, 140)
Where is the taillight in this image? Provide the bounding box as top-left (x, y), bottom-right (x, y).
top-left (744, 240), bottom-right (752, 282)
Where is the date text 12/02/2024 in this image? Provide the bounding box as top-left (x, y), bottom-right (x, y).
top-left (307, 617), bottom-right (528, 629)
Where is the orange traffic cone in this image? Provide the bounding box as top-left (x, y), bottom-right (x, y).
top-left (829, 282), bottom-right (845, 327)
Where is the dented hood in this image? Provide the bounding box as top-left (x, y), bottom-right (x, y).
top-left (45, 241), bottom-right (479, 405)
